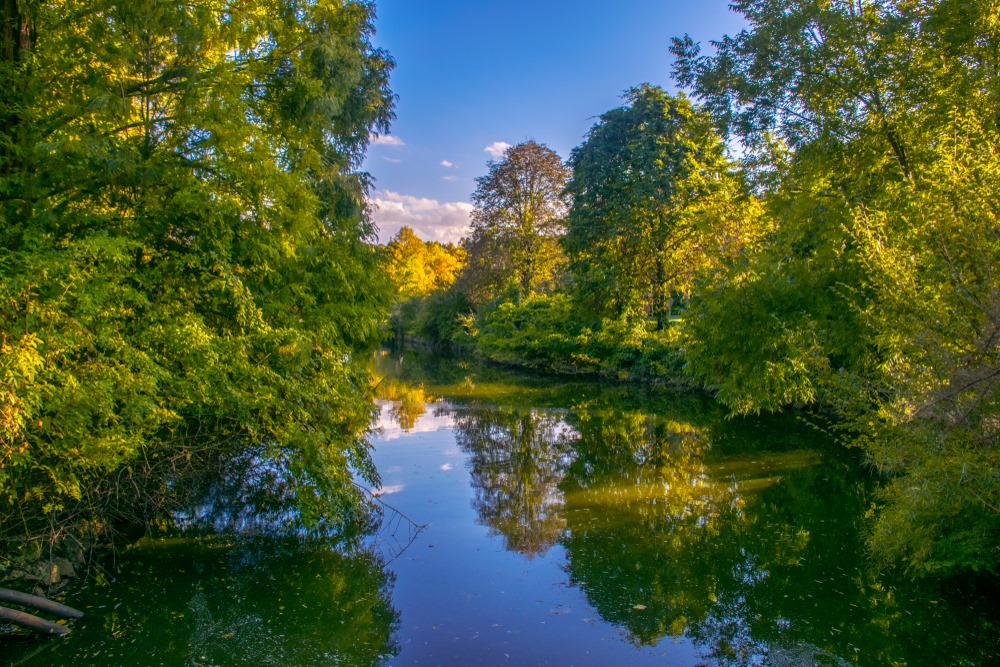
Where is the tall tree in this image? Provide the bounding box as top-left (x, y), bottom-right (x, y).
top-left (563, 85), bottom-right (739, 329)
top-left (673, 0), bottom-right (1000, 573)
top-left (460, 140), bottom-right (570, 304)
top-left (0, 0), bottom-right (395, 544)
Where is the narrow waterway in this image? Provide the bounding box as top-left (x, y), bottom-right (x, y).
top-left (4, 350), bottom-right (998, 666)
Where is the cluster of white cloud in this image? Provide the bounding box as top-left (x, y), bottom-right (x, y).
top-left (364, 139), bottom-right (519, 243)
top-left (484, 141), bottom-right (512, 158)
top-left (440, 159), bottom-right (457, 180)
top-left (370, 190), bottom-right (473, 244)
top-left (369, 132), bottom-right (406, 147)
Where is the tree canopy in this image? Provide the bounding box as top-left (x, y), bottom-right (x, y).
top-left (563, 85), bottom-right (748, 329)
top-left (1, 0), bottom-right (395, 545)
top-left (460, 140), bottom-right (570, 304)
top-left (673, 0), bottom-right (1000, 573)
top-left (385, 226), bottom-right (466, 300)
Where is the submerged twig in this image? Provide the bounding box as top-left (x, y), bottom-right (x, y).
top-left (352, 481), bottom-right (427, 564)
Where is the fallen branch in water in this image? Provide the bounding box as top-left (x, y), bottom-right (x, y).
top-left (0, 606), bottom-right (70, 635)
top-left (353, 481), bottom-right (427, 564)
top-left (0, 588), bottom-right (84, 619)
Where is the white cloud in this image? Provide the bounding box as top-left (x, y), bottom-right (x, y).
top-left (383, 156), bottom-right (401, 163)
top-left (373, 401), bottom-right (457, 440)
top-left (440, 159), bottom-right (455, 168)
top-left (442, 175), bottom-right (458, 182)
top-left (369, 190), bottom-right (473, 244)
top-left (369, 132), bottom-right (406, 147)
top-left (484, 141), bottom-right (512, 158)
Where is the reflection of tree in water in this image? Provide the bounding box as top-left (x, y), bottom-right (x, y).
top-left (175, 442), bottom-right (379, 539)
top-left (561, 407), bottom-right (757, 650)
top-left (369, 351), bottom-right (999, 667)
top-left (560, 406), bottom-right (960, 667)
top-left (39, 538), bottom-right (400, 667)
top-left (376, 377), bottom-right (434, 431)
top-left (452, 400), bottom-right (920, 665)
top-left (387, 384), bottom-right (430, 431)
top-left (453, 407), bottom-right (577, 557)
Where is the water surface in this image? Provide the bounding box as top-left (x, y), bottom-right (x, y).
top-left (4, 350), bottom-right (998, 666)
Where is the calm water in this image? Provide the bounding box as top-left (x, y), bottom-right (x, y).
top-left (4, 351), bottom-right (998, 666)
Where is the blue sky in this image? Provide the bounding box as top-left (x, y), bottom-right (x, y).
top-left (364, 1), bottom-right (746, 243)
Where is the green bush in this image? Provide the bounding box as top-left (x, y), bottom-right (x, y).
top-left (470, 295), bottom-right (687, 384)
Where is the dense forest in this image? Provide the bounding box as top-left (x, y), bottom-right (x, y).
top-left (391, 0), bottom-right (1000, 576)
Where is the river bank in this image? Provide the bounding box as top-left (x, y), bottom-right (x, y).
top-left (391, 293), bottom-right (702, 390)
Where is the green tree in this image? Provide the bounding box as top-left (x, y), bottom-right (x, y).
top-left (563, 85), bottom-right (741, 329)
top-left (0, 0), bottom-right (395, 548)
top-left (460, 140), bottom-right (570, 304)
top-left (673, 0), bottom-right (1000, 573)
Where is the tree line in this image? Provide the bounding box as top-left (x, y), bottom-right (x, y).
top-left (390, 0), bottom-right (1000, 576)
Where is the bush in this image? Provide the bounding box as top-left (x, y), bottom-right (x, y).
top-left (471, 295), bottom-right (688, 384)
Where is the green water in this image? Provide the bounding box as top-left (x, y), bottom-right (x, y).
top-left (4, 350), bottom-right (998, 666)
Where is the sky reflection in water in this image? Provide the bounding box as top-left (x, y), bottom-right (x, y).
top-left (369, 351), bottom-right (999, 666)
top-left (5, 350), bottom-right (997, 666)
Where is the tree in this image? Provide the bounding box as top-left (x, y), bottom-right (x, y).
top-left (460, 140), bottom-right (570, 304)
top-left (673, 0), bottom-right (1000, 573)
top-left (454, 406), bottom-right (574, 558)
top-left (0, 0), bottom-right (395, 548)
top-left (385, 226), bottom-right (466, 300)
top-left (563, 85), bottom-right (742, 329)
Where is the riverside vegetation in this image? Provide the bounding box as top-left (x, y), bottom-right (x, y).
top-left (0, 0), bottom-right (995, 603)
top-left (1, 0), bottom-right (394, 579)
top-left (390, 0), bottom-right (1000, 577)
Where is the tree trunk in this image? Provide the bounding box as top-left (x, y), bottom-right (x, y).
top-left (1, 0), bottom-right (33, 63)
top-left (1, 0), bottom-right (35, 178)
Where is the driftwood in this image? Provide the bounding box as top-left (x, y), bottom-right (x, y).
top-left (0, 606), bottom-right (70, 635)
top-left (0, 588), bottom-right (84, 619)
top-left (0, 587), bottom-right (83, 636)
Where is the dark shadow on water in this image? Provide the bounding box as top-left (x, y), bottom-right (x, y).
top-left (3, 433), bottom-right (409, 667)
top-left (3, 536), bottom-right (400, 667)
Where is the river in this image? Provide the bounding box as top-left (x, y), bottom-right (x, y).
top-left (3, 350), bottom-right (998, 666)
